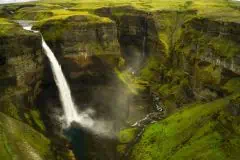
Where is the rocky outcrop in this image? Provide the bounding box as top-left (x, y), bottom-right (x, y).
top-left (0, 20), bottom-right (43, 120)
top-left (182, 17), bottom-right (240, 75)
top-left (188, 17), bottom-right (240, 43)
top-left (123, 12), bottom-right (240, 160)
top-left (35, 14), bottom-right (121, 82)
top-left (141, 14), bottom-right (240, 108)
top-left (95, 6), bottom-right (163, 69)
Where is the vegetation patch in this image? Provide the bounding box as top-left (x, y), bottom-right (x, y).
top-left (131, 96), bottom-right (240, 160)
top-left (118, 128), bottom-right (138, 144)
top-left (0, 112), bottom-right (54, 160)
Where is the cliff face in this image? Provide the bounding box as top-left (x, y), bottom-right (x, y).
top-left (36, 14), bottom-right (121, 81)
top-left (124, 11), bottom-right (240, 160)
top-left (33, 10), bottom-right (157, 160)
top-left (182, 18), bottom-right (240, 75)
top-left (0, 19), bottom-right (74, 160)
top-left (0, 19), bottom-right (43, 125)
top-left (34, 14), bottom-right (124, 160)
top-left (0, 19), bottom-right (49, 159)
top-left (95, 6), bottom-right (163, 68)
top-left (176, 17), bottom-right (240, 95)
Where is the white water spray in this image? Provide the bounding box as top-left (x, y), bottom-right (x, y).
top-left (20, 23), bottom-right (114, 137)
top-left (21, 23), bottom-right (94, 128)
top-left (41, 39), bottom-right (94, 128)
top-left (42, 40), bottom-right (114, 136)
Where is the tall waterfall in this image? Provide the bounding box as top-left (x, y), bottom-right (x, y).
top-left (21, 23), bottom-right (94, 128)
top-left (42, 39), bottom-right (94, 127)
top-left (20, 22), bottom-right (112, 137)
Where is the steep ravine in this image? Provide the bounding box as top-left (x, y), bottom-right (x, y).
top-left (0, 3), bottom-right (240, 160)
top-left (118, 10), bottom-right (240, 160)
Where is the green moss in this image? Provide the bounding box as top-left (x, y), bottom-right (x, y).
top-left (2, 0), bottom-right (240, 23)
top-left (223, 78), bottom-right (240, 93)
top-left (14, 10), bottom-right (53, 20)
top-left (0, 18), bottom-right (37, 39)
top-left (115, 68), bottom-right (147, 95)
top-left (117, 144), bottom-right (127, 155)
top-left (40, 20), bottom-right (67, 41)
top-left (209, 37), bottom-right (240, 58)
top-left (34, 12), bottom-right (113, 42)
top-left (159, 34), bottom-right (170, 56)
top-left (35, 10), bottom-right (112, 27)
top-left (0, 18), bottom-right (18, 36)
top-left (0, 89), bottom-right (46, 133)
top-left (140, 56), bottom-right (162, 81)
top-left (0, 112), bottom-right (54, 160)
top-left (131, 96), bottom-right (240, 160)
top-left (118, 128), bottom-right (138, 144)
top-left (197, 64), bottom-right (222, 85)
top-left (118, 57), bottom-right (125, 68)
top-left (0, 98), bottom-right (21, 120)
top-left (29, 110), bottom-right (46, 132)
top-left (180, 27), bottom-right (240, 58)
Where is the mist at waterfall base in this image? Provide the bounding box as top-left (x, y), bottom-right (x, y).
top-left (42, 38), bottom-right (113, 136)
top-left (21, 24), bottom-right (115, 139)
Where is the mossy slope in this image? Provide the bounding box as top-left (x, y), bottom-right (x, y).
top-left (131, 96), bottom-right (240, 160)
top-left (0, 112), bottom-right (54, 160)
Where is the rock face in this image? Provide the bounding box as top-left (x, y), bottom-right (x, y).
top-left (125, 11), bottom-right (240, 160)
top-left (37, 14), bottom-right (120, 56)
top-left (35, 14), bottom-right (125, 160)
top-left (0, 20), bottom-right (74, 160)
top-left (35, 11), bottom-right (156, 160)
top-left (36, 14), bottom-right (121, 81)
top-left (0, 20), bottom-right (48, 159)
top-left (0, 20), bottom-right (43, 122)
top-left (182, 17), bottom-right (240, 74)
top-left (178, 17), bottom-right (240, 96)
top-left (138, 11), bottom-right (240, 110)
top-left (95, 6), bottom-right (163, 69)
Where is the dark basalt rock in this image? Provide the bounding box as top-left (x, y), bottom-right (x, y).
top-left (0, 55), bottom-right (6, 65)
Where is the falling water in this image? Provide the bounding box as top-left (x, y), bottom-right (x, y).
top-left (142, 18), bottom-right (148, 59)
top-left (41, 39), bottom-right (94, 127)
top-left (20, 22), bottom-right (94, 128)
top-left (142, 36), bottom-right (146, 58)
top-left (19, 22), bottom-right (113, 137)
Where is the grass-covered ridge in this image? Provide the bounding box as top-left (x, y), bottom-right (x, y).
top-left (38, 0), bottom-right (240, 23)
top-left (131, 95), bottom-right (240, 160)
top-left (1, 0), bottom-right (240, 23)
top-left (0, 18), bottom-right (37, 37)
top-left (0, 18), bottom-right (19, 35)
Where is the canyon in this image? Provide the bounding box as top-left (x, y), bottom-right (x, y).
top-left (0, 0), bottom-right (240, 160)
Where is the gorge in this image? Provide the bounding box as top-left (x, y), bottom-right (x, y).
top-left (0, 0), bottom-right (240, 160)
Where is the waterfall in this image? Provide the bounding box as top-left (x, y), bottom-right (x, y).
top-left (21, 23), bottom-right (94, 128)
top-left (41, 39), bottom-right (94, 127)
top-left (142, 18), bottom-right (148, 59)
top-left (19, 22), bottom-right (113, 137)
top-left (142, 36), bottom-right (146, 58)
